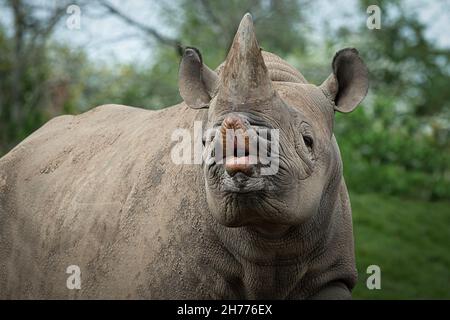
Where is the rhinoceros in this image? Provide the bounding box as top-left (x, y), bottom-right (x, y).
top-left (0, 13), bottom-right (368, 299)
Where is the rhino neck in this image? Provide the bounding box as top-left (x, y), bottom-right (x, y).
top-left (204, 193), bottom-right (338, 299)
top-left (211, 205), bottom-right (330, 265)
top-left (204, 179), bottom-right (355, 299)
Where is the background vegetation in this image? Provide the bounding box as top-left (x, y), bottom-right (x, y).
top-left (0, 0), bottom-right (448, 299)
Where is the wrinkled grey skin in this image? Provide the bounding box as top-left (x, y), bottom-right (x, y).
top-left (0, 14), bottom-right (368, 299)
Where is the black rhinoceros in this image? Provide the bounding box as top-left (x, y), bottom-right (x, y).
top-left (0, 13), bottom-right (368, 299)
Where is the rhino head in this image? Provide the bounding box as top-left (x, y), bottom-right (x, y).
top-left (178, 14), bottom-right (368, 234)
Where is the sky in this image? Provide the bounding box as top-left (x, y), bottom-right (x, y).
top-left (3, 0), bottom-right (450, 64)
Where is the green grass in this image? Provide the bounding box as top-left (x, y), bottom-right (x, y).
top-left (350, 193), bottom-right (450, 299)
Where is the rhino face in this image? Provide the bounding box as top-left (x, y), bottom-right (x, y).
top-left (179, 14), bottom-right (368, 231)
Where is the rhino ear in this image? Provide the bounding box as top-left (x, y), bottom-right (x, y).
top-left (178, 47), bottom-right (218, 109)
top-left (320, 48), bottom-right (369, 113)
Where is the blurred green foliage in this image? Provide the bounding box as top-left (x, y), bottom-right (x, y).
top-left (336, 96), bottom-right (450, 200)
top-left (351, 193), bottom-right (450, 299)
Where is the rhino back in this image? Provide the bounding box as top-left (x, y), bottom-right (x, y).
top-left (0, 104), bottom-right (212, 298)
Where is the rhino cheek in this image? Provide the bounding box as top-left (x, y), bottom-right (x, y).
top-left (203, 165), bottom-right (236, 226)
top-left (293, 177), bottom-right (325, 223)
top-left (205, 186), bottom-right (243, 227)
top-left (294, 145), bottom-right (340, 223)
top-left (266, 149), bottom-right (326, 225)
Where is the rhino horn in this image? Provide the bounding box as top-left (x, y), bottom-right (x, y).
top-left (218, 13), bottom-right (274, 103)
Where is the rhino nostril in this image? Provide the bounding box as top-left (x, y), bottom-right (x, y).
top-left (222, 115), bottom-right (246, 131)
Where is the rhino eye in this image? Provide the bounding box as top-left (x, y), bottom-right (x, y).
top-left (303, 135), bottom-right (314, 150)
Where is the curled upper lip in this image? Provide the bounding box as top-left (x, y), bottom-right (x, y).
top-left (214, 112), bottom-right (274, 130)
top-left (207, 118), bottom-right (274, 177)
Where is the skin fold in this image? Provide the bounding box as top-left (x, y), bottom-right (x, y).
top-left (0, 14), bottom-right (368, 299)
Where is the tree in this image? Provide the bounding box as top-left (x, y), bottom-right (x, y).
top-left (0, 0), bottom-right (86, 154)
top-left (330, 0), bottom-right (450, 119)
top-left (329, 0), bottom-right (450, 200)
top-left (97, 0), bottom-right (312, 107)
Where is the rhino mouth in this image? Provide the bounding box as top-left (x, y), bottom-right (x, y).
top-left (221, 170), bottom-right (267, 193)
top-left (205, 118), bottom-right (277, 194)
